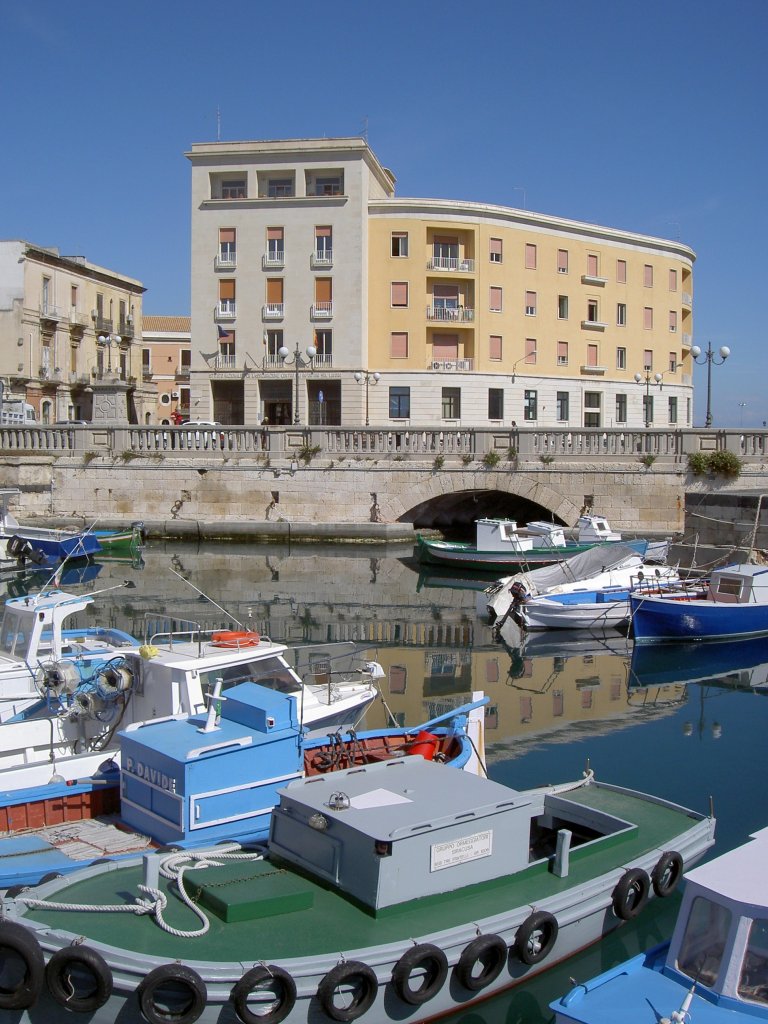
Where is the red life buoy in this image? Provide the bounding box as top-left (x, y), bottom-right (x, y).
top-left (211, 630), bottom-right (260, 649)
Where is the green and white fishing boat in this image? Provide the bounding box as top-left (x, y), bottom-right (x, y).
top-left (0, 756), bottom-right (714, 1024)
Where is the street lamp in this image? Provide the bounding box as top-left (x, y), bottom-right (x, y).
top-left (691, 342), bottom-right (730, 427)
top-left (634, 370), bottom-right (664, 428)
top-left (278, 343), bottom-right (316, 424)
top-left (354, 371), bottom-right (381, 426)
top-left (97, 333), bottom-right (122, 374)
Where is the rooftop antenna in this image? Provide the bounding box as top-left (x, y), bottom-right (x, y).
top-left (216, 106), bottom-right (221, 142)
top-left (361, 116), bottom-right (368, 143)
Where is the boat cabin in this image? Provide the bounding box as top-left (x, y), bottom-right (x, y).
top-left (663, 826), bottom-right (768, 1012)
top-left (119, 682), bottom-right (303, 847)
top-left (268, 759), bottom-right (645, 913)
top-left (475, 518), bottom-right (566, 553)
top-left (577, 515), bottom-right (622, 543)
top-left (707, 564), bottom-right (768, 605)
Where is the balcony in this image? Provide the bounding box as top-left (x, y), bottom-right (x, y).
top-left (118, 319), bottom-right (135, 340)
top-left (681, 333), bottom-right (692, 347)
top-left (215, 301), bottom-right (236, 321)
top-left (311, 302), bottom-right (333, 319)
top-left (427, 257), bottom-right (475, 273)
top-left (581, 319), bottom-right (607, 331)
top-left (579, 364), bottom-right (607, 375)
top-left (311, 249), bottom-right (333, 268)
top-left (262, 250), bottom-right (285, 269)
top-left (39, 303), bottom-right (64, 322)
top-left (176, 365), bottom-right (191, 378)
top-left (94, 316), bottom-right (113, 334)
top-left (429, 358), bottom-right (474, 371)
top-left (263, 303), bottom-right (284, 320)
top-left (313, 352), bottom-right (333, 368)
top-left (215, 251), bottom-right (237, 270)
top-left (426, 306), bottom-right (475, 323)
top-left (211, 354), bottom-right (239, 372)
top-left (581, 274), bottom-right (607, 286)
top-left (682, 291), bottom-right (692, 307)
top-left (69, 310), bottom-right (90, 329)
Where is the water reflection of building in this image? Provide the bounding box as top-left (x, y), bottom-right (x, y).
top-left (5, 545), bottom-right (687, 762)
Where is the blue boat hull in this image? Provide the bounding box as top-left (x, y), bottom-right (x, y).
top-left (629, 594), bottom-right (768, 642)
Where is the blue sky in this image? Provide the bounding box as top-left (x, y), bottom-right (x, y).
top-left (3, 0), bottom-right (765, 426)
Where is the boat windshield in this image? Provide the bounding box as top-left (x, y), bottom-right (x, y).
top-left (677, 895), bottom-right (732, 988)
top-left (199, 655), bottom-right (300, 697)
top-left (738, 918), bottom-right (768, 1005)
top-left (0, 609), bottom-right (31, 659)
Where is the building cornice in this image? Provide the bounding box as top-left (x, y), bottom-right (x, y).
top-left (21, 242), bottom-right (145, 292)
top-left (368, 198), bottom-right (696, 262)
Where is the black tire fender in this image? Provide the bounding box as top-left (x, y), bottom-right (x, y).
top-left (652, 851), bottom-right (684, 898)
top-left (513, 911), bottom-right (559, 966)
top-left (454, 934), bottom-right (507, 992)
top-left (316, 960), bottom-right (378, 1022)
top-left (231, 964), bottom-right (296, 1024)
top-left (391, 942), bottom-right (448, 1006)
top-left (45, 944), bottom-right (113, 1012)
top-left (0, 920), bottom-right (45, 1010)
top-left (137, 963), bottom-right (207, 1024)
top-left (612, 867), bottom-right (651, 920)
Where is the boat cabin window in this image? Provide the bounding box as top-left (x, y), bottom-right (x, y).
top-left (0, 611), bottom-right (29, 657)
top-left (712, 576), bottom-right (744, 599)
top-left (200, 655), bottom-right (300, 697)
top-left (677, 896), bottom-right (732, 988)
top-left (738, 918), bottom-right (768, 1005)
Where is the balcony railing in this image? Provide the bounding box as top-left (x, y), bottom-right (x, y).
top-left (427, 257), bottom-right (474, 272)
top-left (39, 303), bottom-right (64, 321)
top-left (581, 319), bottom-right (607, 331)
top-left (69, 310), bottom-right (90, 328)
top-left (313, 352), bottom-right (333, 368)
top-left (682, 291), bottom-right (693, 307)
top-left (426, 306), bottom-right (475, 322)
top-left (215, 301), bottom-right (237, 321)
top-left (263, 250), bottom-right (285, 268)
top-left (215, 251), bottom-right (237, 269)
top-left (311, 302), bottom-right (333, 318)
top-left (94, 317), bottom-right (113, 334)
top-left (118, 319), bottom-right (134, 339)
top-left (211, 354), bottom-right (238, 371)
top-left (311, 249), bottom-right (333, 268)
top-left (263, 303), bottom-right (284, 320)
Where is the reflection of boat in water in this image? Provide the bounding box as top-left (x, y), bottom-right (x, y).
top-left (498, 614), bottom-right (632, 660)
top-left (629, 635), bottom-right (768, 691)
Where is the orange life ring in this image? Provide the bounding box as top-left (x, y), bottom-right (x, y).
top-left (211, 630), bottom-right (260, 649)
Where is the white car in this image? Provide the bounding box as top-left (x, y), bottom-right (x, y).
top-left (180, 420), bottom-right (226, 448)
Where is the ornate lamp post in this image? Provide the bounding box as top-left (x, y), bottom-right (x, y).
top-left (691, 342), bottom-right (730, 427)
top-left (354, 371), bottom-right (380, 426)
top-left (278, 343), bottom-right (316, 424)
top-left (634, 370), bottom-right (664, 429)
top-left (97, 333), bottom-right (122, 375)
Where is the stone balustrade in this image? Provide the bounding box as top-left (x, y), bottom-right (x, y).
top-left (0, 424), bottom-right (765, 465)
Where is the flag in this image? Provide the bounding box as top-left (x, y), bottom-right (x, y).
top-left (217, 326), bottom-right (228, 339)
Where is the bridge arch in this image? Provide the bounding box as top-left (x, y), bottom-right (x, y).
top-left (393, 473), bottom-right (583, 530)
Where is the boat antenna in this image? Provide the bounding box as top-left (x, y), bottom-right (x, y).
top-left (169, 567), bottom-right (246, 629)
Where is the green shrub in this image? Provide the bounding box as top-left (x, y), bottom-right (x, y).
top-left (461, 453), bottom-right (473, 465)
top-left (687, 450), bottom-right (742, 478)
top-left (539, 454), bottom-right (555, 465)
top-left (297, 443), bottom-right (321, 465)
top-left (687, 452), bottom-right (708, 476)
top-left (706, 449), bottom-right (742, 477)
top-left (433, 454), bottom-right (445, 470)
top-left (482, 450), bottom-right (501, 468)
top-left (639, 453), bottom-right (656, 468)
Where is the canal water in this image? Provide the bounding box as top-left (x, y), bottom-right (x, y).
top-left (11, 538), bottom-right (768, 1023)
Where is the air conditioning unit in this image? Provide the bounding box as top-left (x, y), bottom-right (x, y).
top-left (444, 361), bottom-right (455, 370)
top-left (91, 310), bottom-right (98, 320)
top-left (431, 361), bottom-right (442, 370)
top-left (171, 391), bottom-right (180, 399)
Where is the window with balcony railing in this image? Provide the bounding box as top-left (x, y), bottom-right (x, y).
top-left (217, 300), bottom-right (236, 318)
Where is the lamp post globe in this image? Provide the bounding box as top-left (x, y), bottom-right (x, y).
top-left (691, 343), bottom-right (730, 427)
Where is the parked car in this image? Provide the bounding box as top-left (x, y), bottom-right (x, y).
top-left (180, 420), bottom-right (226, 448)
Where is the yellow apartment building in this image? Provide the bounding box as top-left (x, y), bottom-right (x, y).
top-left (186, 138), bottom-right (694, 429)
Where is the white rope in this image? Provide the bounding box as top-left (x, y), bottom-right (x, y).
top-left (15, 843), bottom-right (268, 940)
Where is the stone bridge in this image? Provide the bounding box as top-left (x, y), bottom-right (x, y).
top-left (0, 424), bottom-right (766, 536)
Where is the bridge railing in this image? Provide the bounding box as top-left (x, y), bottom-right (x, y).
top-left (0, 425), bottom-right (765, 464)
